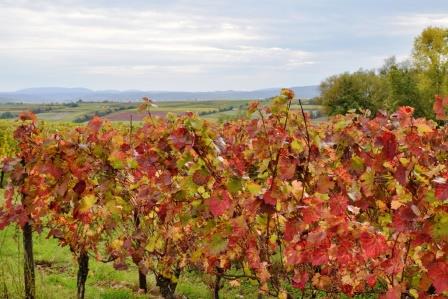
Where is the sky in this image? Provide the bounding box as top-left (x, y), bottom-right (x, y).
top-left (0, 0), bottom-right (448, 92)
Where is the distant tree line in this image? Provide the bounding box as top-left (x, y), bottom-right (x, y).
top-left (0, 105), bottom-right (58, 119)
top-left (319, 26), bottom-right (448, 118)
top-left (198, 105), bottom-right (235, 116)
top-left (0, 112), bottom-right (17, 119)
top-left (30, 106), bottom-right (56, 114)
top-left (64, 102), bottom-right (79, 108)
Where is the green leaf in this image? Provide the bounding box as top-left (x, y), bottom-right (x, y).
top-left (108, 152), bottom-right (125, 169)
top-left (351, 155), bottom-right (364, 171)
top-left (433, 212), bottom-right (448, 239)
top-left (145, 234), bottom-right (164, 253)
top-left (127, 158), bottom-right (138, 169)
top-left (209, 235), bottom-right (228, 255)
top-left (227, 177), bottom-right (242, 193)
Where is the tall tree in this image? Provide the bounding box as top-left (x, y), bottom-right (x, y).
top-left (319, 69), bottom-right (387, 115)
top-left (413, 27), bottom-right (448, 102)
top-left (380, 57), bottom-right (427, 117)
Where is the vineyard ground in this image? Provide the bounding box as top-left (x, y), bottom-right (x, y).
top-left (0, 227), bottom-right (279, 299)
top-left (0, 188), bottom-right (376, 299)
top-left (0, 194), bottom-right (273, 299)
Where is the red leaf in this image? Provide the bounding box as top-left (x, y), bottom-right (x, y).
top-left (428, 261), bottom-right (448, 293)
top-left (19, 111), bottom-right (36, 122)
top-left (302, 208), bottom-right (319, 224)
top-left (310, 246), bottom-right (328, 265)
top-left (380, 285), bottom-right (401, 299)
top-left (366, 274), bottom-right (377, 287)
top-left (360, 231), bottom-right (388, 259)
top-left (284, 220), bottom-right (301, 242)
top-left (278, 156), bottom-right (296, 180)
top-left (336, 238), bottom-right (354, 266)
top-left (192, 169), bottom-right (209, 186)
top-left (247, 101), bottom-right (260, 114)
top-left (397, 106), bottom-right (414, 126)
top-left (433, 95), bottom-right (447, 120)
top-left (263, 190), bottom-right (276, 206)
top-left (88, 116), bottom-right (103, 132)
top-left (394, 164), bottom-right (407, 186)
top-left (435, 177), bottom-right (448, 200)
top-left (392, 205), bottom-right (417, 232)
top-left (292, 271), bottom-right (309, 289)
top-left (329, 194), bottom-right (348, 216)
top-left (208, 190), bottom-right (232, 217)
top-left (170, 127), bottom-right (193, 150)
top-left (73, 180), bottom-right (86, 195)
top-left (302, 202), bottom-right (321, 224)
top-left (377, 130), bottom-right (397, 161)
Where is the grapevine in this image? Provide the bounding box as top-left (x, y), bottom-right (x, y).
top-left (0, 91), bottom-right (448, 299)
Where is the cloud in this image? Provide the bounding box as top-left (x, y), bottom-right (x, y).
top-left (390, 14), bottom-right (448, 34)
top-left (0, 0), bottom-right (446, 90)
top-left (0, 1), bottom-right (318, 90)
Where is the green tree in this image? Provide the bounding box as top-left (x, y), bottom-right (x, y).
top-left (0, 111), bottom-right (15, 119)
top-left (380, 57), bottom-right (427, 117)
top-left (413, 27), bottom-right (448, 102)
top-left (319, 69), bottom-right (387, 115)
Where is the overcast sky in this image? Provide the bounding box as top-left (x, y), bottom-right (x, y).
top-left (0, 0), bottom-right (447, 91)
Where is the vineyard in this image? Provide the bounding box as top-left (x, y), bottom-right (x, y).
top-left (0, 89), bottom-right (448, 299)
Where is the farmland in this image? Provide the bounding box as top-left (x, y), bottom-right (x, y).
top-left (0, 99), bottom-right (324, 123)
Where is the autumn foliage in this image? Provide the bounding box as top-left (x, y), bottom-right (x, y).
top-left (1, 89), bottom-right (448, 298)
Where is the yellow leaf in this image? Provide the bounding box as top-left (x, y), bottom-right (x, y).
top-left (259, 159), bottom-right (270, 172)
top-left (341, 274), bottom-right (354, 285)
top-left (278, 290), bottom-right (288, 299)
top-left (145, 235), bottom-right (158, 252)
top-left (291, 180), bottom-right (303, 198)
top-left (409, 289), bottom-right (419, 298)
top-left (399, 157), bottom-right (410, 166)
top-left (269, 233), bottom-right (278, 245)
top-left (291, 139), bottom-right (304, 153)
top-left (111, 134), bottom-right (123, 146)
top-left (376, 200), bottom-right (387, 211)
top-left (111, 239), bottom-right (123, 250)
top-left (79, 194), bottom-right (96, 212)
top-left (276, 201), bottom-right (282, 212)
top-left (391, 200), bottom-right (403, 210)
top-left (416, 123), bottom-right (433, 136)
top-left (247, 182), bottom-right (262, 195)
top-left (197, 186), bottom-right (206, 194)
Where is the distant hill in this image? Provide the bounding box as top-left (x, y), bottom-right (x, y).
top-left (0, 86), bottom-right (319, 103)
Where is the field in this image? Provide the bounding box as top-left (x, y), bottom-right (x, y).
top-left (0, 99), bottom-right (324, 123)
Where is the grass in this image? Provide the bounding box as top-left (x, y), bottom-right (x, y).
top-left (0, 223), bottom-right (271, 299)
top-left (0, 226), bottom-right (148, 299)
